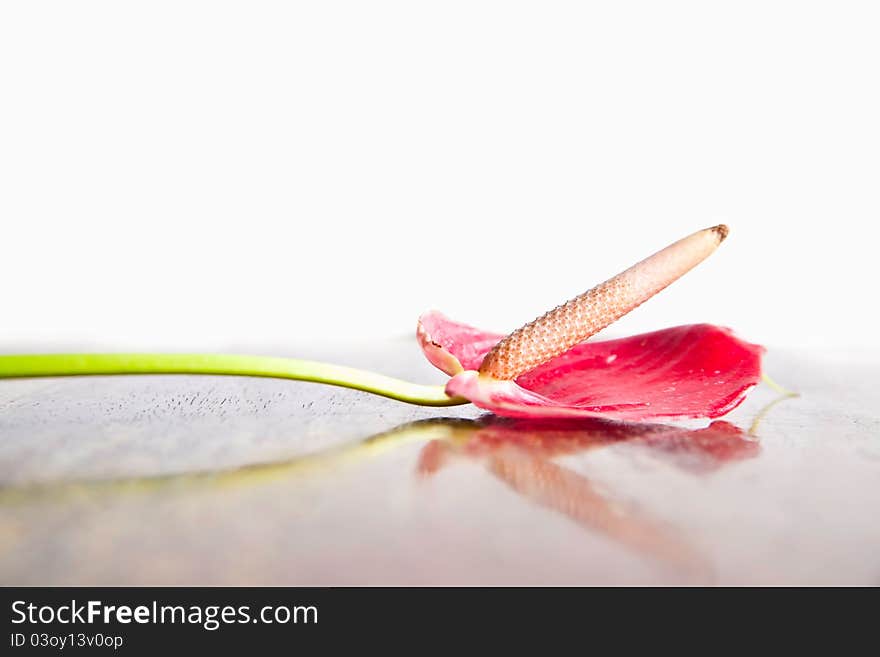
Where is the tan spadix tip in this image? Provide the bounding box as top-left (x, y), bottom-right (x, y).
top-left (713, 224), bottom-right (730, 241)
top-left (478, 225), bottom-right (730, 380)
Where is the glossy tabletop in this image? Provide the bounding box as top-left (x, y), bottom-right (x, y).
top-left (1, 339), bottom-right (878, 585)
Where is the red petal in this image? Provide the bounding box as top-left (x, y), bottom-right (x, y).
top-left (426, 315), bottom-right (763, 421)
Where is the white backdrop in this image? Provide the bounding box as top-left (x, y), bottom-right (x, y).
top-left (1, 2), bottom-right (877, 354)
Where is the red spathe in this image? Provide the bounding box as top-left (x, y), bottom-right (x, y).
top-left (418, 312), bottom-right (764, 421)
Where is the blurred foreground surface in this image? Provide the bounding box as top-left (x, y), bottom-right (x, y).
top-left (1, 340), bottom-right (878, 585)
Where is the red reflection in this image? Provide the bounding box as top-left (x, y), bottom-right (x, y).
top-left (417, 417), bottom-right (759, 577)
top-left (419, 417), bottom-right (758, 474)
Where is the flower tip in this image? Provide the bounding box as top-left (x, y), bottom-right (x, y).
top-left (712, 224), bottom-right (730, 242)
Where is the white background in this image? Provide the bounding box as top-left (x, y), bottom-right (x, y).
top-left (1, 2), bottom-right (877, 354)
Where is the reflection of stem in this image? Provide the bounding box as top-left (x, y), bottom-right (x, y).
top-left (0, 354), bottom-right (467, 407)
top-left (0, 419), bottom-right (473, 504)
top-left (748, 388), bottom-right (800, 438)
top-left (487, 450), bottom-right (711, 577)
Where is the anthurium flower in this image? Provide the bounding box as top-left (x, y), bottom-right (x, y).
top-left (0, 225), bottom-right (764, 423)
top-left (418, 225), bottom-right (764, 421)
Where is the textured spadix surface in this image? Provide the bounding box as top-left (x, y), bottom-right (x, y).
top-left (479, 225), bottom-right (729, 380)
top-left (418, 311), bottom-right (764, 421)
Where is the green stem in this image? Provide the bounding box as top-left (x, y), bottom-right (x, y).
top-left (761, 372), bottom-right (798, 398)
top-left (0, 354), bottom-right (467, 407)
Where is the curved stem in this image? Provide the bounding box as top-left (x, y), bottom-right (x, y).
top-left (761, 372), bottom-right (798, 398)
top-left (0, 354), bottom-right (467, 407)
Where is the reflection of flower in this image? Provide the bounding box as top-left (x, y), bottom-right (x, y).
top-left (417, 416), bottom-right (759, 475)
top-left (417, 416), bottom-right (760, 576)
top-left (418, 225), bottom-right (764, 421)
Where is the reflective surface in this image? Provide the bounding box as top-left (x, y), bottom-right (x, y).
top-left (1, 340), bottom-right (878, 585)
